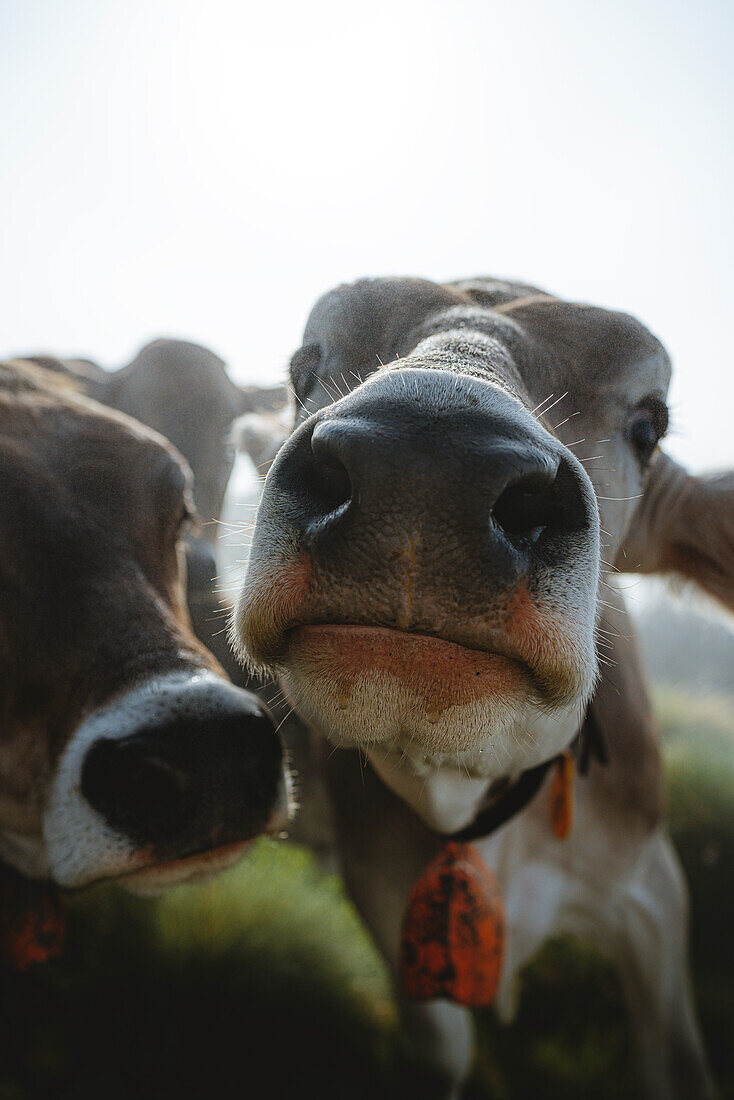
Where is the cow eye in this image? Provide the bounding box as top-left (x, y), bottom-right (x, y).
top-left (174, 489), bottom-right (197, 538)
top-left (627, 400), bottom-right (668, 463)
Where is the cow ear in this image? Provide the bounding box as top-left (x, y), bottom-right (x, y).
top-left (237, 383), bottom-right (289, 415)
top-left (231, 412), bottom-right (289, 477)
top-left (615, 450), bottom-right (734, 613)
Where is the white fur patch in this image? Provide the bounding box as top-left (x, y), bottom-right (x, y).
top-left (368, 746), bottom-right (492, 833)
top-left (283, 659), bottom-right (585, 783)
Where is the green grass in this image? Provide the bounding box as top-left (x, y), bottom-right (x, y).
top-left (2, 687), bottom-right (733, 1099)
top-left (1, 843), bottom-right (396, 1100)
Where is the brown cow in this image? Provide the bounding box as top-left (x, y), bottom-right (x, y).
top-left (232, 276), bottom-right (720, 1099)
top-left (0, 360), bottom-right (291, 913)
top-left (21, 339), bottom-right (289, 680)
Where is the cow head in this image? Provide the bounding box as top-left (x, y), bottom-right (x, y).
top-left (232, 277), bottom-right (676, 801)
top-left (22, 342), bottom-right (290, 686)
top-left (99, 339), bottom-right (287, 540)
top-left (0, 361), bottom-right (291, 893)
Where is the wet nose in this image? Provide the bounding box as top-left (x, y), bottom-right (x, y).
top-left (307, 420), bottom-right (587, 545)
top-left (80, 677), bottom-right (286, 857)
top-left (278, 369), bottom-right (591, 582)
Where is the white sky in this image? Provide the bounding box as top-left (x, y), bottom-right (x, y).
top-left (1, 0), bottom-right (732, 471)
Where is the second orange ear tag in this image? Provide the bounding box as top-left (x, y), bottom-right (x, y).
top-left (1, 862), bottom-right (65, 972)
top-left (399, 841), bottom-right (505, 1008)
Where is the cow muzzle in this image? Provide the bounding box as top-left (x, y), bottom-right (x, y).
top-left (234, 368), bottom-right (600, 773)
top-left (43, 672), bottom-right (292, 890)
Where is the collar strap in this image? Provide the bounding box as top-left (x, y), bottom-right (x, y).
top-left (450, 756), bottom-right (557, 842)
top-left (446, 699), bottom-right (607, 843)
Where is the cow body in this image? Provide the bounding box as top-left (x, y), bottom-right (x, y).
top-left (0, 360), bottom-right (291, 900)
top-left (233, 277), bottom-right (717, 1097)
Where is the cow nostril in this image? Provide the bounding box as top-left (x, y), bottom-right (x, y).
top-left (492, 460), bottom-right (587, 546)
top-left (308, 439), bottom-right (352, 514)
top-left (493, 474), bottom-right (555, 544)
top-left (81, 738), bottom-right (188, 841)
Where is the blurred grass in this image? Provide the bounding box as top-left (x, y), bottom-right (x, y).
top-left (654, 688), bottom-right (734, 1099)
top-left (2, 686), bottom-right (733, 1100)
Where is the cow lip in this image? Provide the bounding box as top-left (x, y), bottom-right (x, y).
top-left (124, 838), bottom-right (253, 885)
top-left (276, 611), bottom-right (590, 711)
top-left (120, 794), bottom-right (294, 888)
top-left (283, 622), bottom-right (527, 671)
top-left (282, 623), bottom-right (537, 702)
top-left (67, 835), bottom-right (262, 893)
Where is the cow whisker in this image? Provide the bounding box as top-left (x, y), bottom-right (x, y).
top-left (285, 381), bottom-right (310, 416)
top-left (537, 391), bottom-right (569, 420)
top-left (553, 411), bottom-right (581, 430)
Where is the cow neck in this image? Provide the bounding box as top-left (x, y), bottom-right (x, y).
top-left (445, 700), bottom-right (609, 843)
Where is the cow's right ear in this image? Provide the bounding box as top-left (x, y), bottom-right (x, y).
top-left (237, 383), bottom-right (289, 415)
top-left (230, 411), bottom-right (289, 477)
top-left (615, 451), bottom-right (734, 613)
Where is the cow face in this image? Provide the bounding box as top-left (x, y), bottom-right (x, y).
top-left (0, 362), bottom-right (290, 892)
top-left (232, 278), bottom-right (671, 784)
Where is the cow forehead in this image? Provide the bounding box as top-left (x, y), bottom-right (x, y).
top-left (0, 366), bottom-right (197, 762)
top-left (296, 277), bottom-right (672, 407)
top-left (0, 368), bottom-right (191, 513)
top-left (495, 297), bottom-right (672, 399)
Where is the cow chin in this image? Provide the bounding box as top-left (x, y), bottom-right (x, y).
top-left (278, 625), bottom-right (591, 777)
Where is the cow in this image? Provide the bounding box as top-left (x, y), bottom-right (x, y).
top-left (0, 359), bottom-right (292, 961)
top-left (231, 276), bottom-right (724, 1099)
top-left (21, 340), bottom-right (289, 681)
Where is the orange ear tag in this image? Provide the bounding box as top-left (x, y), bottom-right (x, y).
top-left (1, 863), bottom-right (66, 971)
top-left (399, 841), bottom-right (505, 1008)
top-left (549, 751), bottom-right (575, 840)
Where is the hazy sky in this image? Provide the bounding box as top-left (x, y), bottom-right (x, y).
top-left (1, 0), bottom-right (732, 471)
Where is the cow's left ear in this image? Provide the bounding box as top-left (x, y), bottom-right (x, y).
top-left (615, 451), bottom-right (734, 613)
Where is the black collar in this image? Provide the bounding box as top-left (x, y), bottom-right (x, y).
top-left (451, 756), bottom-right (557, 842)
top-left (446, 700), bottom-right (609, 843)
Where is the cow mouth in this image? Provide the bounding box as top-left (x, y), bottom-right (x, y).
top-left (236, 557), bottom-right (593, 711)
top-left (284, 624), bottom-right (532, 707)
top-left (121, 838), bottom-right (255, 895)
top-left (276, 621), bottom-right (589, 771)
